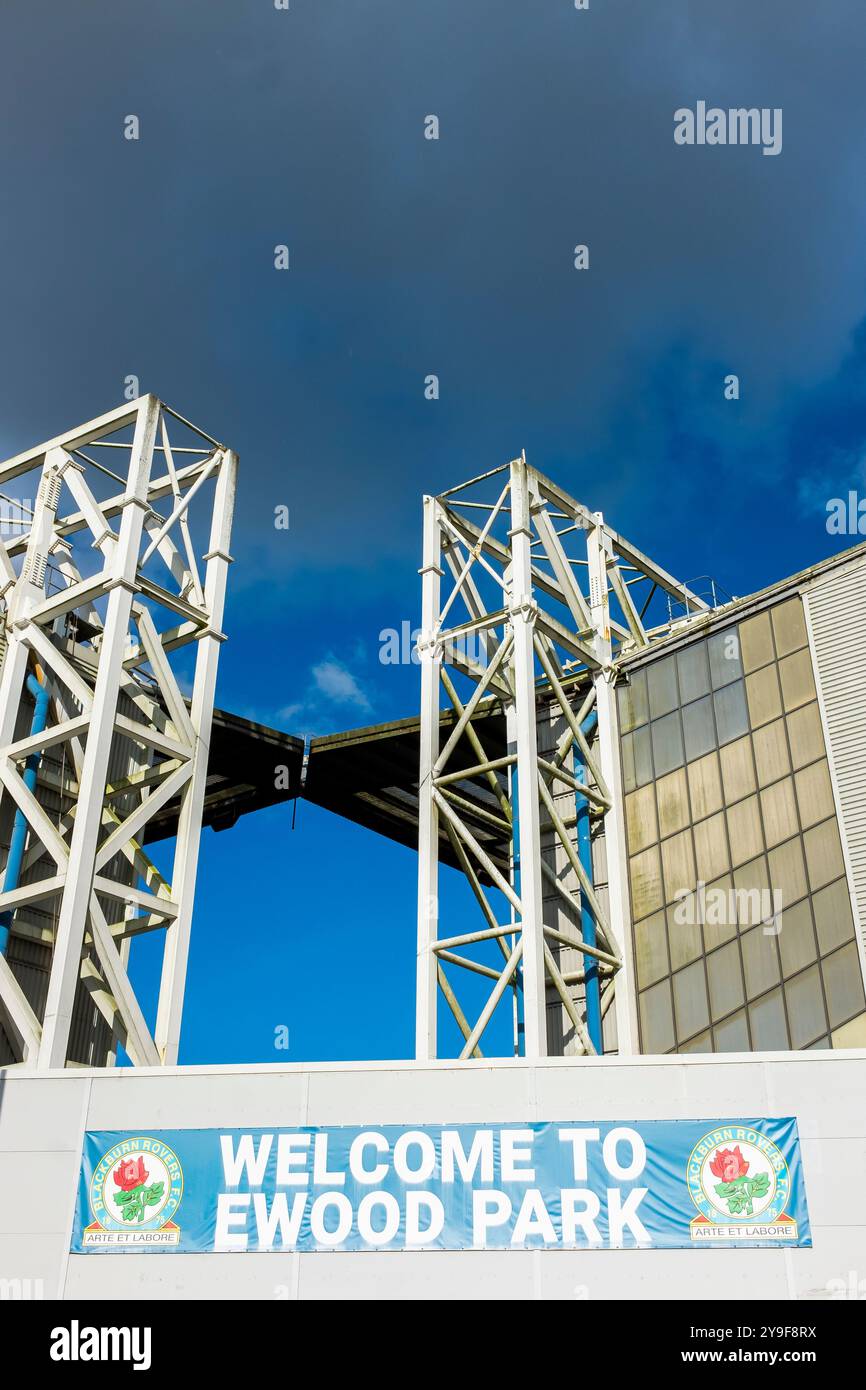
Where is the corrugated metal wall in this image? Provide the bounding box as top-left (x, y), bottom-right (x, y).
top-left (805, 551), bottom-right (866, 947)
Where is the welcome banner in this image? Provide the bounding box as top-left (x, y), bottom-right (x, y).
top-left (71, 1118), bottom-right (811, 1253)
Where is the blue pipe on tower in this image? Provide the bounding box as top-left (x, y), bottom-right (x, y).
top-left (0, 673), bottom-right (50, 956)
top-left (575, 711), bottom-right (602, 1053)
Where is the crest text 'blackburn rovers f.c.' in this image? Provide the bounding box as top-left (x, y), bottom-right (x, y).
top-left (83, 1136), bottom-right (184, 1248)
top-left (687, 1126), bottom-right (797, 1242)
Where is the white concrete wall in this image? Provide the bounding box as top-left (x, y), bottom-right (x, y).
top-left (1, 1051), bottom-right (864, 1301)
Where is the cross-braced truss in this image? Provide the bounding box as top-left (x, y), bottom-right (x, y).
top-left (0, 396), bottom-right (235, 1069)
top-left (416, 454), bottom-right (709, 1060)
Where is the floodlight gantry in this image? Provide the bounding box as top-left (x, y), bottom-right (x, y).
top-left (415, 453), bottom-right (709, 1061)
top-left (0, 395), bottom-right (235, 1070)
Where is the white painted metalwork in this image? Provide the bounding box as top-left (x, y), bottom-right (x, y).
top-left (0, 396), bottom-right (236, 1069)
top-left (415, 454), bottom-right (708, 1060)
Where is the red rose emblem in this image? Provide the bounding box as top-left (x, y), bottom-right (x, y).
top-left (709, 1145), bottom-right (749, 1183)
top-left (113, 1155), bottom-right (149, 1192)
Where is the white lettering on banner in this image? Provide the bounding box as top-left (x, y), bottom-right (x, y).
top-left (473, 1190), bottom-right (512, 1246)
top-left (511, 1189), bottom-right (558, 1245)
top-left (212, 1186), bottom-right (652, 1249)
top-left (276, 1134), bottom-right (310, 1185)
top-left (310, 1193), bottom-right (353, 1245)
top-left (349, 1132), bottom-right (389, 1185)
top-left (253, 1192), bottom-right (307, 1249)
top-left (501, 1129), bottom-right (536, 1181)
top-left (440, 1129), bottom-right (494, 1183)
top-left (405, 1192), bottom-right (445, 1245)
top-left (469, 1187), bottom-right (650, 1248)
top-left (393, 1130), bottom-right (437, 1183)
top-left (217, 1126), bottom-right (646, 1188)
top-left (313, 1133), bottom-right (345, 1186)
top-left (609, 1188), bottom-right (652, 1245)
top-left (561, 1189), bottom-right (603, 1244)
top-left (603, 1128), bottom-right (647, 1182)
top-left (220, 1134), bottom-right (271, 1185)
top-left (558, 1128), bottom-right (601, 1179)
top-left (357, 1192), bottom-right (401, 1245)
top-left (211, 1127), bottom-right (655, 1250)
top-left (215, 1193), bottom-right (251, 1250)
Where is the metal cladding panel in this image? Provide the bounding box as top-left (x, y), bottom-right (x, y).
top-left (805, 553), bottom-right (866, 948)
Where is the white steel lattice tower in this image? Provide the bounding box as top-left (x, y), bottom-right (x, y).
top-left (415, 453), bottom-right (708, 1060)
top-left (0, 396), bottom-right (236, 1069)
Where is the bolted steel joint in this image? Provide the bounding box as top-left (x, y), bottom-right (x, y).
top-left (415, 629), bottom-right (443, 662)
top-left (508, 594), bottom-right (538, 625)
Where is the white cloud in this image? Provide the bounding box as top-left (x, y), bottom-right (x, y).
top-left (311, 658), bottom-right (371, 710)
top-left (277, 654), bottom-right (372, 733)
top-left (795, 448), bottom-right (866, 518)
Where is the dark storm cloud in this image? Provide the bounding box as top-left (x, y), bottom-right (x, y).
top-left (1, 0), bottom-right (865, 606)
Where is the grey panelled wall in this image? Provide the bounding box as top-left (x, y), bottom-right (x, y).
top-left (805, 551), bottom-right (866, 952)
top-left (618, 593), bottom-right (866, 1056)
top-left (0, 1053), bottom-right (864, 1301)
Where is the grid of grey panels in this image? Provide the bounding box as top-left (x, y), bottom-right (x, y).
top-left (618, 596), bottom-right (866, 1054)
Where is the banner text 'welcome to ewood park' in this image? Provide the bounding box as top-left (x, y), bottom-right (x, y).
top-left (72, 1119), bottom-right (811, 1253)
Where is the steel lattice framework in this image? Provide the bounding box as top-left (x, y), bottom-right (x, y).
top-left (415, 454), bottom-right (709, 1060)
top-left (0, 396), bottom-right (235, 1070)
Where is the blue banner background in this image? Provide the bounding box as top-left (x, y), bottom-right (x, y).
top-left (71, 1117), bottom-right (811, 1253)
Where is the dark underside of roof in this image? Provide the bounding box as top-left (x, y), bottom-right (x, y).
top-left (142, 707), bottom-right (304, 844)
top-left (299, 705), bottom-right (510, 873)
top-left (136, 541), bottom-right (866, 869)
top-left (145, 702), bottom-right (511, 876)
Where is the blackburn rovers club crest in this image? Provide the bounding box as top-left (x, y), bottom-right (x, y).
top-left (687, 1126), bottom-right (797, 1242)
top-left (83, 1137), bottom-right (183, 1248)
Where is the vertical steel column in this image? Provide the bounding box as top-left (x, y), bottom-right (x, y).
top-left (0, 456), bottom-right (62, 765)
top-left (587, 513), bottom-right (638, 1055)
top-left (0, 533), bottom-right (40, 1040)
top-left (415, 495), bottom-right (442, 1060)
top-left (575, 712), bottom-right (602, 1052)
top-left (155, 449), bottom-right (237, 1065)
top-left (38, 395), bottom-right (160, 1070)
top-left (505, 702), bottom-right (523, 1056)
top-left (508, 457), bottom-right (548, 1058)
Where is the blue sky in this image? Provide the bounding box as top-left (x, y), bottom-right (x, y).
top-left (2, 1), bottom-right (866, 1062)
